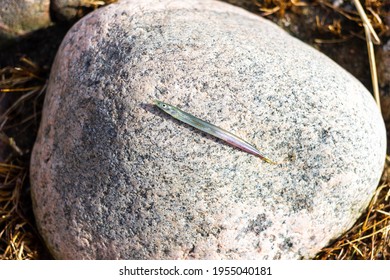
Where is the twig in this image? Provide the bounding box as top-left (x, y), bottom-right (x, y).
top-left (363, 23), bottom-right (381, 111)
top-left (352, 0), bottom-right (381, 111)
top-left (352, 0), bottom-right (381, 45)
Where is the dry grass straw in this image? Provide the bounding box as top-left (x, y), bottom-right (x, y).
top-left (0, 163), bottom-right (37, 260)
top-left (83, 0), bottom-right (117, 7)
top-left (0, 58), bottom-right (47, 260)
top-left (351, 0), bottom-right (381, 112)
top-left (254, 0), bottom-right (388, 41)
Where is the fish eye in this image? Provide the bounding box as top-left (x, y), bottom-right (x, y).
top-left (162, 104), bottom-right (167, 108)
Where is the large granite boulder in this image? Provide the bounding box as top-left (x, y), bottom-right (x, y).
top-left (30, 0), bottom-right (386, 259)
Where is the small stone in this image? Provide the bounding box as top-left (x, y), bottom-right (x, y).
top-left (51, 0), bottom-right (93, 21)
top-left (31, 0), bottom-right (386, 259)
top-left (0, 0), bottom-right (51, 43)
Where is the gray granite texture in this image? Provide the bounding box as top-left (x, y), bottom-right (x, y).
top-left (0, 0), bottom-right (51, 43)
top-left (30, 0), bottom-right (386, 259)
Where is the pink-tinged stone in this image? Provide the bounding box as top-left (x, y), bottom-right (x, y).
top-left (0, 0), bottom-right (51, 42)
top-left (51, 0), bottom-right (101, 21)
top-left (31, 0), bottom-right (386, 259)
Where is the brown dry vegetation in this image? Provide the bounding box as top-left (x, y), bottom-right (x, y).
top-left (0, 0), bottom-right (389, 259)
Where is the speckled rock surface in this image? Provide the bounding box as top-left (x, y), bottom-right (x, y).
top-left (31, 0), bottom-right (386, 259)
top-left (0, 0), bottom-right (51, 43)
